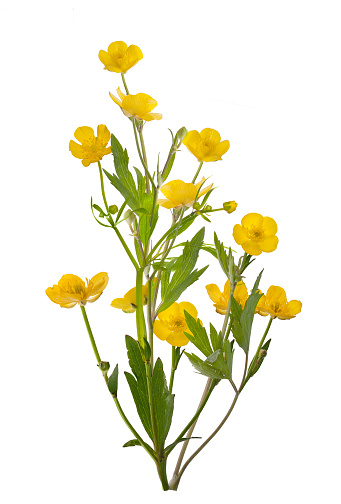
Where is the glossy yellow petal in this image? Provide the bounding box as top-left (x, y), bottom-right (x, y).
top-left (69, 140), bottom-right (86, 159)
top-left (242, 240), bottom-right (262, 256)
top-left (87, 272), bottom-right (109, 297)
top-left (46, 285), bottom-right (82, 306)
top-left (200, 128), bottom-right (221, 145)
top-left (241, 213), bottom-right (263, 228)
top-left (166, 331), bottom-right (189, 347)
top-left (223, 280), bottom-right (231, 299)
top-left (286, 300), bottom-right (302, 316)
top-left (126, 45), bottom-right (143, 67)
top-left (213, 140), bottom-right (230, 158)
top-left (141, 112), bottom-right (163, 121)
top-left (262, 216), bottom-right (278, 237)
top-left (82, 159), bottom-right (91, 167)
top-left (198, 182), bottom-right (213, 198)
top-left (157, 198), bottom-right (176, 209)
top-left (160, 180), bottom-right (196, 207)
top-left (260, 236), bottom-right (279, 253)
top-left (215, 305), bottom-right (227, 315)
top-left (108, 41), bottom-right (127, 55)
top-left (206, 284), bottom-right (222, 304)
top-left (158, 302), bottom-right (181, 322)
top-left (98, 50), bottom-right (113, 67)
top-left (60, 302), bottom-right (78, 309)
top-left (111, 297), bottom-right (134, 311)
top-left (179, 301), bottom-right (198, 319)
top-left (183, 130), bottom-right (201, 148)
top-left (266, 286), bottom-right (287, 306)
top-left (87, 292), bottom-right (103, 303)
top-left (96, 125), bottom-right (111, 146)
top-left (234, 281), bottom-right (248, 307)
top-left (122, 93), bottom-right (157, 117)
top-left (153, 320), bottom-right (170, 341)
top-left (109, 91), bottom-right (122, 106)
top-left (116, 87), bottom-right (126, 101)
top-left (233, 224), bottom-right (248, 245)
top-left (124, 286), bottom-right (137, 305)
top-left (74, 126), bottom-right (95, 146)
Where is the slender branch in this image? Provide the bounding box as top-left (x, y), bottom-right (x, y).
top-left (112, 225), bottom-right (139, 270)
top-left (191, 161), bottom-right (203, 183)
top-left (80, 305), bottom-right (101, 364)
top-left (169, 346), bottom-right (177, 394)
top-left (146, 276), bottom-right (154, 368)
top-left (121, 73), bottom-right (129, 94)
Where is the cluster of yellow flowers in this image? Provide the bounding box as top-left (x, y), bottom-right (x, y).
top-left (49, 39), bottom-right (302, 348)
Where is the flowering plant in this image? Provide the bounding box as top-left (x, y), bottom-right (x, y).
top-left (46, 40), bottom-right (302, 491)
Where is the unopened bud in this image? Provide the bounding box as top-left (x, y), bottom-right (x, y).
top-left (175, 127), bottom-right (188, 144)
top-left (259, 349), bottom-right (267, 358)
top-left (123, 210), bottom-right (136, 227)
top-left (109, 205), bottom-right (118, 215)
top-left (193, 202), bottom-right (201, 210)
top-left (204, 205), bottom-right (212, 212)
top-left (223, 201), bottom-right (238, 214)
top-left (98, 361), bottom-right (110, 372)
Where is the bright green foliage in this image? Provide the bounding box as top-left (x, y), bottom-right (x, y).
top-left (184, 311), bottom-right (213, 357)
top-left (151, 358), bottom-right (174, 446)
top-left (108, 364), bottom-right (119, 397)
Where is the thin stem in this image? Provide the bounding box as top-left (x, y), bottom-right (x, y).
top-left (138, 127), bottom-right (157, 194)
top-left (80, 305), bottom-right (101, 364)
top-left (121, 73), bottom-right (129, 94)
top-left (145, 362), bottom-right (159, 452)
top-left (222, 282), bottom-right (236, 341)
top-left (112, 225), bottom-right (139, 270)
top-left (169, 346), bottom-right (176, 394)
top-left (191, 161), bottom-right (203, 183)
top-left (146, 277), bottom-right (154, 368)
top-left (132, 119), bottom-right (148, 172)
top-left (172, 355), bottom-right (249, 489)
top-left (98, 161), bottom-right (110, 214)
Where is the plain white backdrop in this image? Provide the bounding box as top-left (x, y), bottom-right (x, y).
top-left (1, 0), bottom-right (340, 502)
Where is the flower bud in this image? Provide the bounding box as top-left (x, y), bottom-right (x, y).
top-left (193, 202), bottom-right (201, 210)
top-left (223, 201), bottom-right (238, 214)
top-left (259, 349), bottom-right (267, 358)
top-left (204, 205), bottom-right (212, 212)
top-left (175, 127), bottom-right (188, 144)
top-left (98, 361), bottom-right (110, 372)
top-left (109, 205), bottom-right (118, 215)
top-left (123, 210), bottom-right (137, 227)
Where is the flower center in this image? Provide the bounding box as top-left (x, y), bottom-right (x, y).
top-left (247, 225), bottom-right (265, 242)
top-left (168, 315), bottom-right (186, 332)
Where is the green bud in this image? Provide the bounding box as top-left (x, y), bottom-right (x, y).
top-left (109, 205), bottom-right (118, 215)
top-left (123, 210), bottom-right (136, 227)
top-left (259, 349), bottom-right (267, 358)
top-left (193, 202), bottom-right (201, 210)
top-left (175, 126), bottom-right (188, 144)
top-left (223, 201), bottom-right (238, 214)
top-left (204, 205), bottom-right (212, 212)
top-left (98, 361), bottom-right (110, 372)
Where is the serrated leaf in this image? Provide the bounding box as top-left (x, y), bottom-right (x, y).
top-left (111, 134), bottom-right (138, 200)
top-left (184, 312), bottom-right (213, 357)
top-left (123, 439), bottom-right (141, 447)
top-left (223, 340), bottom-right (234, 378)
top-left (205, 349), bottom-right (231, 379)
top-left (103, 169), bottom-right (140, 210)
top-left (108, 364), bottom-right (119, 397)
top-left (214, 232), bottom-right (229, 276)
top-left (185, 352), bottom-right (223, 379)
top-left (163, 152), bottom-right (176, 183)
top-left (134, 167), bottom-right (146, 197)
top-left (152, 358), bottom-right (174, 445)
top-left (125, 336), bottom-right (153, 440)
top-left (210, 324), bottom-right (223, 351)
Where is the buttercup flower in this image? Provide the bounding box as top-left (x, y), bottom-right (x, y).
top-left (223, 201), bottom-right (238, 214)
top-left (46, 273), bottom-right (109, 308)
top-left (257, 286), bottom-right (302, 320)
top-left (158, 178), bottom-right (213, 209)
top-left (69, 125), bottom-right (111, 167)
top-left (183, 128), bottom-right (230, 162)
top-left (153, 302), bottom-right (198, 347)
top-left (206, 280), bottom-right (248, 314)
top-left (98, 41), bottom-right (143, 73)
top-left (109, 88), bottom-right (162, 121)
top-left (111, 284), bottom-right (148, 314)
top-left (233, 213), bottom-right (278, 256)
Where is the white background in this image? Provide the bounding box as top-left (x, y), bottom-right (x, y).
top-left (1, 0), bottom-right (340, 502)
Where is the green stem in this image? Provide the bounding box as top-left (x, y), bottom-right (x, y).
top-left (98, 161), bottom-right (110, 214)
top-left (222, 282), bottom-right (236, 341)
top-left (121, 73), bottom-right (129, 94)
top-left (138, 127), bottom-right (157, 193)
top-left (80, 305), bottom-right (101, 364)
top-left (132, 119), bottom-right (148, 172)
top-left (145, 362), bottom-right (159, 451)
top-left (135, 268), bottom-right (147, 347)
top-left (112, 225), bottom-right (139, 270)
top-left (191, 161), bottom-right (203, 183)
top-left (157, 458), bottom-right (169, 491)
top-left (171, 355), bottom-right (249, 490)
top-left (169, 346), bottom-right (177, 394)
top-left (146, 277), bottom-right (154, 368)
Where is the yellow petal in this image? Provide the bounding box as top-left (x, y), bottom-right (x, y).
top-left (233, 224), bottom-right (248, 245)
top-left (87, 272), bottom-right (109, 298)
top-left (69, 140), bottom-right (85, 159)
top-left (241, 213), bottom-right (263, 228)
top-left (98, 50), bottom-right (112, 67)
top-left (126, 45), bottom-right (143, 70)
top-left (179, 301), bottom-right (198, 320)
top-left (45, 285), bottom-right (81, 306)
top-left (200, 128), bottom-right (221, 145)
top-left (198, 183), bottom-right (213, 198)
top-left (124, 286), bottom-right (137, 305)
top-left (157, 198), bottom-right (176, 209)
top-left (160, 180), bottom-right (196, 207)
top-left (166, 331), bottom-right (189, 347)
top-left (153, 320), bottom-right (170, 341)
top-left (223, 280), bottom-right (231, 299)
top-left (183, 130), bottom-right (200, 148)
top-left (111, 297), bottom-right (134, 311)
top-left (206, 284), bottom-right (222, 304)
top-left (213, 140), bottom-right (230, 158)
top-left (158, 302), bottom-right (180, 322)
top-left (122, 93), bottom-right (157, 118)
top-left (87, 292), bottom-right (103, 303)
top-left (266, 286), bottom-right (287, 306)
top-left (141, 112), bottom-right (163, 121)
top-left (74, 126), bottom-right (95, 146)
top-left (96, 125), bottom-right (110, 146)
top-left (108, 41), bottom-right (127, 55)
top-left (109, 91), bottom-right (122, 106)
top-left (260, 236), bottom-right (279, 253)
top-left (82, 159), bottom-right (91, 167)
top-left (262, 216), bottom-right (278, 237)
top-left (242, 240), bottom-right (262, 256)
top-left (116, 87), bottom-right (126, 101)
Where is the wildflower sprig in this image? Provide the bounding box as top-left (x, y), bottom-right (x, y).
top-left (47, 40), bottom-right (302, 492)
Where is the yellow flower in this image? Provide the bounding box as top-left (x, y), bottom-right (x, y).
top-left (183, 128), bottom-right (230, 162)
top-left (153, 302), bottom-right (198, 347)
top-left (256, 286), bottom-right (302, 320)
top-left (109, 87), bottom-right (162, 122)
top-left (158, 178), bottom-right (213, 209)
top-left (111, 284), bottom-right (149, 314)
top-left (233, 213), bottom-right (278, 256)
top-left (46, 273), bottom-right (109, 308)
top-left (206, 280), bottom-right (248, 314)
top-left (223, 201), bottom-right (238, 214)
top-left (69, 125), bottom-right (111, 167)
top-left (98, 41), bottom-right (143, 73)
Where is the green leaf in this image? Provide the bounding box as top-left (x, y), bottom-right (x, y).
top-left (123, 439), bottom-right (141, 447)
top-left (205, 349), bottom-right (231, 379)
top-left (185, 352), bottom-right (223, 379)
top-left (231, 297), bottom-right (249, 353)
top-left (111, 134), bottom-right (138, 201)
top-left (125, 336), bottom-right (153, 440)
top-left (183, 312), bottom-right (213, 357)
top-left (103, 169), bottom-right (140, 210)
top-left (210, 323), bottom-right (223, 351)
top-left (108, 364), bottom-right (119, 397)
top-left (92, 203), bottom-right (106, 214)
top-left (134, 167), bottom-right (146, 197)
top-left (164, 436), bottom-right (201, 456)
top-left (158, 265), bottom-right (208, 313)
top-left (163, 152), bottom-right (176, 183)
top-left (152, 358), bottom-right (174, 445)
top-left (115, 200), bottom-right (127, 222)
top-left (134, 239), bottom-right (144, 267)
top-left (214, 232), bottom-right (229, 276)
top-left (223, 340), bottom-right (234, 378)
top-left (167, 213), bottom-right (197, 239)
